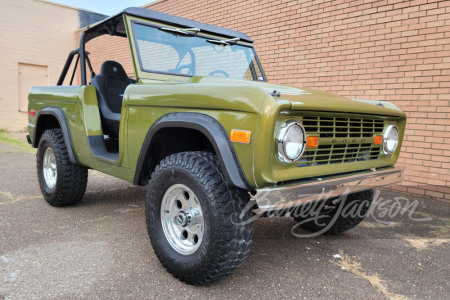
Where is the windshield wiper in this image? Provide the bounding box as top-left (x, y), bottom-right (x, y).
top-left (206, 37), bottom-right (240, 45)
top-left (159, 27), bottom-right (200, 36)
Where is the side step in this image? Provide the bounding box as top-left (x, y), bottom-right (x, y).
top-left (87, 135), bottom-right (119, 162)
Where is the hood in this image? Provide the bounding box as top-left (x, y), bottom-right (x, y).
top-left (191, 76), bottom-right (405, 117)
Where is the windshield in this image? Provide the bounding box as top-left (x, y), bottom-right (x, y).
top-left (133, 22), bottom-right (265, 81)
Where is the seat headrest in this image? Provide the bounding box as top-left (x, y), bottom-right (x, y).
top-left (101, 60), bottom-right (128, 79)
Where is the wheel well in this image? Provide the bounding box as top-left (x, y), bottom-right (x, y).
top-left (138, 127), bottom-right (216, 185)
top-left (34, 114), bottom-right (61, 147)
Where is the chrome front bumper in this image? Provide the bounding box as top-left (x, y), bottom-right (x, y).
top-left (252, 165), bottom-right (404, 211)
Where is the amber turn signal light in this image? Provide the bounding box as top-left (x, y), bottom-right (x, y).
top-left (374, 135), bottom-right (383, 145)
top-left (230, 129), bottom-right (251, 144)
top-left (306, 136), bottom-right (319, 148)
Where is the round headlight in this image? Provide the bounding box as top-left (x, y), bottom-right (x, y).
top-left (277, 121), bottom-right (306, 162)
top-left (383, 124), bottom-right (399, 154)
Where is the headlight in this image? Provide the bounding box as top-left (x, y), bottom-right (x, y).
top-left (277, 121), bottom-right (306, 162)
top-left (383, 124), bottom-right (399, 154)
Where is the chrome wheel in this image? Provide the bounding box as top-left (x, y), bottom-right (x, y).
top-left (43, 147), bottom-right (57, 190)
top-left (160, 184), bottom-right (204, 255)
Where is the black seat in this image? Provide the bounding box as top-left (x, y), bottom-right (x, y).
top-left (91, 60), bottom-right (136, 138)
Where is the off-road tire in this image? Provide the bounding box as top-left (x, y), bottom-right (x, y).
top-left (293, 190), bottom-right (374, 235)
top-left (37, 129), bottom-right (88, 206)
top-left (146, 151), bottom-right (254, 285)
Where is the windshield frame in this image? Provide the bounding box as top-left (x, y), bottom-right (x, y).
top-left (130, 20), bottom-right (266, 81)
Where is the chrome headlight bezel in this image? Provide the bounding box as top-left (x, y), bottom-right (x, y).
top-left (277, 120), bottom-right (306, 163)
top-left (383, 124), bottom-right (399, 155)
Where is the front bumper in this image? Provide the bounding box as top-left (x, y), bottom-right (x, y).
top-left (252, 165), bottom-right (404, 211)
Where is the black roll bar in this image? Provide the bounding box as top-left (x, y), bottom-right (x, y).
top-left (69, 55), bottom-right (79, 85)
top-left (79, 31), bottom-right (87, 86)
top-left (56, 48), bottom-right (79, 85)
top-left (57, 31), bottom-right (97, 86)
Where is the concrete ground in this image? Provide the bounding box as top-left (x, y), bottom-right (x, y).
top-left (0, 138), bottom-right (449, 300)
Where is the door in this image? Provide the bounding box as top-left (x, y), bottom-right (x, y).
top-left (18, 63), bottom-right (48, 112)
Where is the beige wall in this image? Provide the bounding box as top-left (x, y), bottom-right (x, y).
top-left (0, 0), bottom-right (81, 131)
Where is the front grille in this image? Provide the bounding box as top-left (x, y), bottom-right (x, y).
top-left (302, 116), bottom-right (384, 138)
top-left (298, 116), bottom-right (384, 167)
top-left (298, 143), bottom-right (382, 167)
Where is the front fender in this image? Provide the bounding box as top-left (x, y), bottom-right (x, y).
top-left (133, 112), bottom-right (254, 193)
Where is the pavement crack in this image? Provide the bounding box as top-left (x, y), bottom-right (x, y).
top-left (0, 190), bottom-right (13, 200)
top-left (114, 207), bottom-right (142, 214)
top-left (334, 250), bottom-right (409, 300)
top-left (394, 221), bottom-right (450, 250)
top-left (403, 238), bottom-right (449, 250)
top-left (359, 221), bottom-right (403, 229)
top-left (57, 215), bottom-right (111, 230)
top-left (0, 150), bottom-right (30, 153)
top-left (0, 191), bottom-right (42, 205)
top-left (33, 206), bottom-right (143, 234)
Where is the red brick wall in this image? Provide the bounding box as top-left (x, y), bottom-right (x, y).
top-left (75, 0), bottom-right (450, 199)
top-left (73, 33), bottom-right (133, 84)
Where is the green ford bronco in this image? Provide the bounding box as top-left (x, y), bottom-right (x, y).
top-left (27, 8), bottom-right (405, 284)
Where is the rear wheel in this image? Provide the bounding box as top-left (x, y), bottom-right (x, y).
top-left (293, 190), bottom-right (374, 235)
top-left (37, 129), bottom-right (88, 206)
top-left (146, 151), bottom-right (253, 285)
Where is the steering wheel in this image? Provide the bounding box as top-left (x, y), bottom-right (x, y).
top-left (208, 70), bottom-right (229, 78)
top-left (175, 63), bottom-right (195, 75)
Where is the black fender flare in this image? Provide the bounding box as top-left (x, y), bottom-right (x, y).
top-left (34, 106), bottom-right (78, 164)
top-left (133, 112), bottom-right (255, 193)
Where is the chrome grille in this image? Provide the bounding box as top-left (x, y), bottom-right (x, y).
top-left (302, 116), bottom-right (384, 138)
top-left (298, 143), bottom-right (382, 167)
top-left (298, 116), bottom-right (384, 167)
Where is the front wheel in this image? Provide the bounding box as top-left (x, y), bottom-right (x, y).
top-left (146, 151), bottom-right (253, 285)
top-left (293, 190), bottom-right (374, 235)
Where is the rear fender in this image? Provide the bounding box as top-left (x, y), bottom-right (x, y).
top-left (34, 106), bottom-right (77, 164)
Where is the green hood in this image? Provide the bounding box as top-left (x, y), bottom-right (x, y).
top-left (193, 76), bottom-right (405, 117)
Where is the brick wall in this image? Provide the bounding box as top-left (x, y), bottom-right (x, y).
top-left (143, 0), bottom-right (449, 199)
